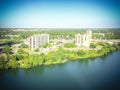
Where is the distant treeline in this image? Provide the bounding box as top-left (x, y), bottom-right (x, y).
top-left (0, 28), bottom-right (120, 40)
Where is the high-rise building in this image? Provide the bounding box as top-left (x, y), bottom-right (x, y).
top-left (75, 30), bottom-right (92, 47)
top-left (29, 33), bottom-right (49, 49)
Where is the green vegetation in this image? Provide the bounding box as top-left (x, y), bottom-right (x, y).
top-left (3, 45), bottom-right (12, 55)
top-left (16, 54), bottom-right (24, 61)
top-left (41, 43), bottom-right (52, 48)
top-left (0, 42), bottom-right (120, 70)
top-left (90, 43), bottom-right (97, 48)
top-left (1, 28), bottom-right (120, 41)
top-left (17, 48), bottom-right (26, 54)
top-left (19, 43), bottom-right (29, 48)
top-left (64, 43), bottom-right (77, 48)
top-left (34, 48), bottom-right (39, 52)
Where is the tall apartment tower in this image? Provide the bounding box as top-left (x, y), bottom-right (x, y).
top-left (86, 30), bottom-right (92, 41)
top-left (29, 33), bottom-right (49, 49)
top-left (75, 30), bottom-right (92, 47)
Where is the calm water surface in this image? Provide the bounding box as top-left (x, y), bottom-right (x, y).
top-left (0, 51), bottom-right (120, 90)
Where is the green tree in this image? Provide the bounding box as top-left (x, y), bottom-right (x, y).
top-left (90, 43), bottom-right (96, 48)
top-left (20, 43), bottom-right (28, 48)
top-left (16, 54), bottom-right (24, 60)
top-left (34, 48), bottom-right (39, 52)
top-left (3, 45), bottom-right (11, 55)
top-left (17, 49), bottom-right (26, 54)
top-left (77, 50), bottom-right (85, 56)
top-left (4, 60), bottom-right (19, 69)
top-left (64, 43), bottom-right (77, 48)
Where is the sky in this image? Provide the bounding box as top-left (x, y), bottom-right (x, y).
top-left (0, 0), bottom-right (120, 28)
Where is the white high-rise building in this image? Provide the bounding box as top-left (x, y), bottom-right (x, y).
top-left (29, 33), bottom-right (49, 49)
top-left (75, 30), bottom-right (92, 47)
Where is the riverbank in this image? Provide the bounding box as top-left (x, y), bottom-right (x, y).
top-left (0, 42), bottom-right (120, 70)
top-left (1, 49), bottom-right (120, 90)
top-left (43, 46), bottom-right (120, 66)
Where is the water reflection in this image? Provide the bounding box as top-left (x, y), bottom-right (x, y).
top-left (24, 66), bottom-right (45, 75)
top-left (0, 69), bottom-right (19, 77)
top-left (0, 51), bottom-right (120, 90)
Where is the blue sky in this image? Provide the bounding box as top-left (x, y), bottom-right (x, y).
top-left (0, 0), bottom-right (120, 28)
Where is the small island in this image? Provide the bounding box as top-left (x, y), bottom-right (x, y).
top-left (0, 28), bottom-right (120, 69)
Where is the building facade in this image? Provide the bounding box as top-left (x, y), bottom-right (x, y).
top-left (75, 30), bottom-right (92, 47)
top-left (29, 34), bottom-right (49, 49)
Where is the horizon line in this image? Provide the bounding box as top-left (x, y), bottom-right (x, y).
top-left (0, 27), bottom-right (120, 29)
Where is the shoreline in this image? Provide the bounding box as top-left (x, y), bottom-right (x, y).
top-left (0, 44), bottom-right (120, 70)
top-left (42, 49), bottom-right (119, 66)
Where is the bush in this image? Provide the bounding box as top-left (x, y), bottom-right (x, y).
top-left (90, 43), bottom-right (96, 48)
top-left (34, 48), bottom-right (39, 52)
top-left (17, 49), bottom-right (26, 54)
top-left (16, 54), bottom-right (24, 60)
top-left (77, 50), bottom-right (85, 56)
top-left (3, 45), bottom-right (11, 55)
top-left (64, 43), bottom-right (76, 48)
top-left (42, 43), bottom-right (52, 48)
top-left (20, 44), bottom-right (28, 48)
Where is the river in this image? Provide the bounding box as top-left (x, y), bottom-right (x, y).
top-left (0, 51), bottom-right (120, 90)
